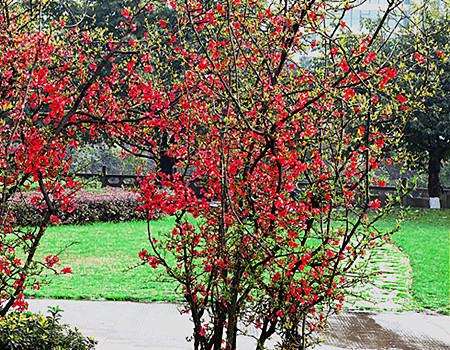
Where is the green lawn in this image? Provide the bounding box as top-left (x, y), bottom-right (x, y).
top-left (28, 218), bottom-right (179, 302)
top-left (386, 210), bottom-right (450, 314)
top-left (27, 211), bottom-right (450, 314)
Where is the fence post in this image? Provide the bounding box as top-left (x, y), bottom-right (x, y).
top-left (101, 166), bottom-right (107, 187)
top-left (443, 191), bottom-right (449, 209)
top-left (401, 178), bottom-right (408, 207)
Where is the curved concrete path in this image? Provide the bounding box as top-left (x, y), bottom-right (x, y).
top-left (28, 299), bottom-right (450, 350)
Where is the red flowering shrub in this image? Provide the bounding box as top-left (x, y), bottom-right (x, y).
top-left (0, 11), bottom-right (84, 314)
top-left (116, 0), bottom-right (410, 349)
top-left (0, 2), bottom-right (144, 315)
top-left (11, 188), bottom-right (150, 226)
top-left (0, 0), bottom-right (417, 349)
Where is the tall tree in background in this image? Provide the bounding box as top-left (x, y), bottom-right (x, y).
top-left (50, 0), bottom-right (180, 175)
top-left (394, 2), bottom-right (450, 206)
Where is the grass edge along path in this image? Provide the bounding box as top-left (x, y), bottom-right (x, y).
top-left (388, 209), bottom-right (450, 314)
top-left (344, 242), bottom-right (419, 313)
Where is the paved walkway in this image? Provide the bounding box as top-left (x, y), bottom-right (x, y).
top-left (345, 243), bottom-right (419, 313)
top-left (28, 299), bottom-right (450, 350)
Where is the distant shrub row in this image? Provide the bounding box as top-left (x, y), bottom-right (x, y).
top-left (11, 188), bottom-right (156, 226)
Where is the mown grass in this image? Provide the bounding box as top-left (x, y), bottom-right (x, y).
top-left (385, 209), bottom-right (450, 314)
top-left (28, 218), bottom-right (179, 302)
top-left (27, 210), bottom-right (449, 314)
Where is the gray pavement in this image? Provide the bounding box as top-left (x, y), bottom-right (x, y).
top-left (28, 299), bottom-right (450, 350)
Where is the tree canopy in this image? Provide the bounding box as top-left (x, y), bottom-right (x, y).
top-left (397, 4), bottom-right (450, 197)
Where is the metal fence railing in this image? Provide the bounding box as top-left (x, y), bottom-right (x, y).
top-left (75, 167), bottom-right (450, 208)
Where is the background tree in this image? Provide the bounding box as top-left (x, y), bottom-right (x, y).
top-left (391, 2), bottom-right (450, 204)
top-left (48, 0), bottom-right (181, 176)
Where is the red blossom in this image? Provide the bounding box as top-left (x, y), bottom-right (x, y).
top-left (396, 94), bottom-right (407, 103)
top-left (159, 19), bottom-right (167, 28)
top-left (60, 267), bottom-right (72, 274)
top-left (414, 52), bottom-right (426, 63)
top-left (369, 199), bottom-right (381, 211)
top-left (45, 255), bottom-right (60, 268)
top-left (338, 60), bottom-right (350, 73)
top-left (121, 8), bottom-right (130, 18)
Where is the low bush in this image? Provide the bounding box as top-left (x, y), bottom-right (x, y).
top-left (11, 187), bottom-right (155, 226)
top-left (0, 312), bottom-right (96, 350)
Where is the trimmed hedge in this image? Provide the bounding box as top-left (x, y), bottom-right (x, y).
top-left (11, 187), bottom-right (153, 226)
top-left (0, 312), bottom-right (96, 350)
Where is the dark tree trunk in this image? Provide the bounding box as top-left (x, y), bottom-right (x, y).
top-left (159, 133), bottom-right (176, 176)
top-left (160, 152), bottom-right (176, 176)
top-left (428, 153), bottom-right (442, 197)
